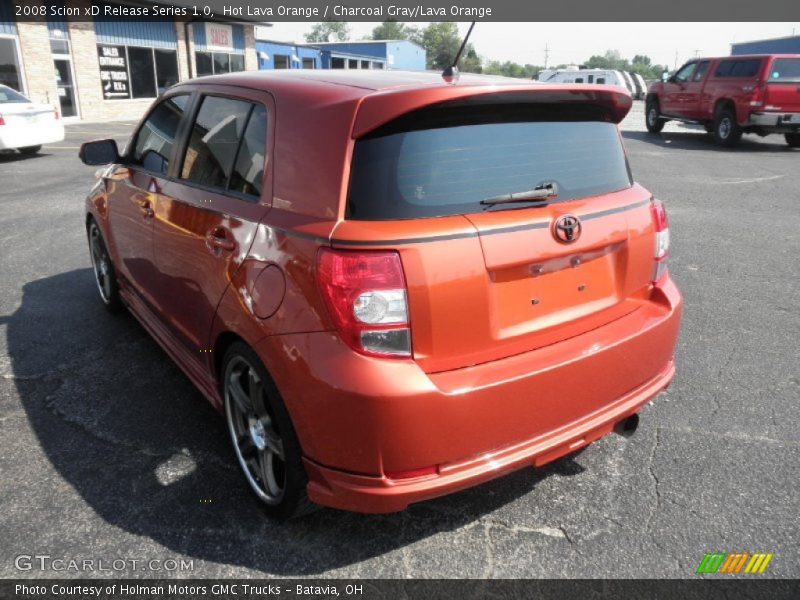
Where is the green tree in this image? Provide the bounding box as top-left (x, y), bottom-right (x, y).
top-left (305, 21), bottom-right (350, 43)
top-left (371, 20), bottom-right (419, 41)
top-left (418, 22), bottom-right (481, 73)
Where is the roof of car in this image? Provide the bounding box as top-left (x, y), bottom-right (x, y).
top-left (180, 69), bottom-right (541, 96)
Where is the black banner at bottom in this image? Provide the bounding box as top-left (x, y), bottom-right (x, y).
top-left (2, 579), bottom-right (799, 600)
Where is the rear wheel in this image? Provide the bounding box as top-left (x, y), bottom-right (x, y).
top-left (19, 145), bottom-right (42, 155)
top-left (222, 342), bottom-right (315, 519)
top-left (713, 108), bottom-right (742, 147)
top-left (87, 220), bottom-right (122, 312)
top-left (645, 100), bottom-right (665, 133)
top-left (785, 133), bottom-right (800, 148)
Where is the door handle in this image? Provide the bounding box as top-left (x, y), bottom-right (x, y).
top-left (138, 200), bottom-right (154, 219)
top-left (205, 227), bottom-right (236, 252)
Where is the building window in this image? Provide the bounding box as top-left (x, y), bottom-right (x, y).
top-left (371, 61), bottom-right (383, 70)
top-left (97, 44), bottom-right (178, 100)
top-left (0, 37), bottom-right (24, 92)
top-left (331, 57), bottom-right (345, 69)
top-left (195, 51), bottom-right (246, 76)
top-left (274, 55), bottom-right (290, 69)
top-left (361, 60), bottom-right (370, 69)
top-left (348, 59), bottom-right (358, 70)
top-left (302, 57), bottom-right (315, 69)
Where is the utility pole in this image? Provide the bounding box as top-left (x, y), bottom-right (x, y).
top-left (544, 43), bottom-right (550, 69)
top-left (694, 49), bottom-right (700, 58)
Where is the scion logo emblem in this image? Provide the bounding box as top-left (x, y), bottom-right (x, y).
top-left (553, 215), bottom-right (581, 243)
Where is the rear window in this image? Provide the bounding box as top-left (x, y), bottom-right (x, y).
top-left (768, 58), bottom-right (800, 82)
top-left (347, 107), bottom-right (632, 221)
top-left (0, 85), bottom-right (29, 103)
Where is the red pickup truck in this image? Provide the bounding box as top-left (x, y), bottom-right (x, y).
top-left (645, 54), bottom-right (800, 147)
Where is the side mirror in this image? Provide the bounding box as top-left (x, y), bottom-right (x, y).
top-left (661, 71), bottom-right (670, 83)
top-left (79, 139), bottom-right (120, 166)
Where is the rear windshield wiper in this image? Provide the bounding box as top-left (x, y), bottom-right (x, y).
top-left (479, 182), bottom-right (558, 206)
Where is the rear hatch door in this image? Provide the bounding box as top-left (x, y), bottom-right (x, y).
top-left (338, 86), bottom-right (656, 373)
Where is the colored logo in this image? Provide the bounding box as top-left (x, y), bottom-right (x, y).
top-left (696, 552), bottom-right (773, 575)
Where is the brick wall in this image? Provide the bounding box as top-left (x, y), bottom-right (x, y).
top-left (15, 1), bottom-right (56, 107)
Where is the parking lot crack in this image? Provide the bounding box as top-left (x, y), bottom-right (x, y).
top-left (645, 426), bottom-right (662, 533)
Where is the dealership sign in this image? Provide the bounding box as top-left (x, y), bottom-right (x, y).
top-left (205, 23), bottom-right (233, 52)
top-left (97, 45), bottom-right (129, 99)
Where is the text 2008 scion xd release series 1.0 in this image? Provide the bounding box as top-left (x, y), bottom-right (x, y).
top-left (80, 70), bottom-right (681, 519)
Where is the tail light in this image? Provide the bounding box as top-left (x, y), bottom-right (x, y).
top-left (316, 248), bottom-right (411, 357)
top-left (747, 81), bottom-right (766, 107)
top-left (650, 197), bottom-right (670, 283)
top-left (53, 106), bottom-right (60, 120)
top-left (0, 114), bottom-right (5, 126)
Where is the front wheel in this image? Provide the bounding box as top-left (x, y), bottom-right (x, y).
top-left (19, 145), bottom-right (42, 155)
top-left (222, 342), bottom-right (315, 520)
top-left (713, 109), bottom-right (742, 147)
top-left (87, 220), bottom-right (122, 312)
top-left (645, 101), bottom-right (665, 133)
top-left (785, 133), bottom-right (800, 148)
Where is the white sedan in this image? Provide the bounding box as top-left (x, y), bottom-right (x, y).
top-left (0, 85), bottom-right (65, 155)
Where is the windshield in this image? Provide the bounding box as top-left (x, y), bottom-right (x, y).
top-left (0, 85), bottom-right (30, 103)
top-left (768, 58), bottom-right (800, 83)
top-left (347, 113), bottom-right (632, 221)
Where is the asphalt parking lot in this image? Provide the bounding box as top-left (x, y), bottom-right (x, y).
top-left (0, 105), bottom-right (798, 579)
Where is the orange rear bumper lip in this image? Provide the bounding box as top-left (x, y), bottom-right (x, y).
top-left (304, 358), bottom-right (674, 514)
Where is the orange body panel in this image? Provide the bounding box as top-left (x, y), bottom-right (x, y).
top-left (85, 71), bottom-right (682, 513)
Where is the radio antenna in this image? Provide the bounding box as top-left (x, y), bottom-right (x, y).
top-left (442, 22), bottom-right (476, 83)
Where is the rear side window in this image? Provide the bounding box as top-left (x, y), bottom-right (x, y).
top-left (348, 108), bottom-right (632, 221)
top-left (180, 96), bottom-right (267, 198)
top-left (715, 59), bottom-right (761, 78)
top-left (130, 94), bottom-right (188, 175)
top-left (693, 61), bottom-right (710, 81)
top-left (769, 58), bottom-right (800, 82)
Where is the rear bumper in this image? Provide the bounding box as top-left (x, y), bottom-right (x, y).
top-left (0, 122), bottom-right (65, 150)
top-left (257, 278), bottom-right (682, 513)
top-left (748, 111), bottom-right (800, 130)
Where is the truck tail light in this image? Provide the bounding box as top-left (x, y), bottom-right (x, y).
top-left (317, 248), bottom-right (411, 358)
top-left (650, 197), bottom-right (670, 283)
top-left (0, 114), bottom-right (5, 126)
top-left (748, 81), bottom-right (766, 107)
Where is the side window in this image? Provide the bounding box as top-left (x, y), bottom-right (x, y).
top-left (731, 59), bottom-right (761, 78)
top-left (692, 61), bottom-right (710, 82)
top-left (674, 62), bottom-right (696, 83)
top-left (130, 94), bottom-right (189, 175)
top-left (180, 96), bottom-right (251, 189)
top-left (714, 60), bottom-right (735, 78)
top-left (229, 105), bottom-right (267, 197)
top-left (180, 95), bottom-right (267, 199)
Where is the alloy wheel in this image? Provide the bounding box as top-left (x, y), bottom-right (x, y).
top-left (89, 224), bottom-right (113, 304)
top-left (224, 356), bottom-right (286, 504)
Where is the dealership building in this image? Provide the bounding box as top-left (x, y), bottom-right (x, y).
top-left (1, 0), bottom-right (428, 122)
top-left (731, 35), bottom-right (800, 55)
top-left (0, 0), bottom-right (260, 121)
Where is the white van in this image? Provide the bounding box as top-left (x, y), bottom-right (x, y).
top-left (620, 71), bottom-right (636, 95)
top-left (631, 73), bottom-right (647, 100)
top-left (537, 69), bottom-right (629, 92)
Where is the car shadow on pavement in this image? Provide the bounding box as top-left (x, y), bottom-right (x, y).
top-left (622, 130), bottom-right (798, 153)
top-left (5, 268), bottom-right (583, 576)
top-left (0, 152), bottom-right (51, 163)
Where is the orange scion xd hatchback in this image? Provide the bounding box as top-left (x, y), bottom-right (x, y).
top-left (79, 71), bottom-right (682, 519)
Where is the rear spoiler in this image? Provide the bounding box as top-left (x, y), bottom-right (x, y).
top-left (352, 84), bottom-right (633, 139)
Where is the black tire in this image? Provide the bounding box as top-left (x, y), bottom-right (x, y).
top-left (221, 342), bottom-right (316, 520)
top-left (713, 108), bottom-right (742, 147)
top-left (645, 100), bottom-right (665, 133)
top-left (785, 133), bottom-right (800, 148)
top-left (87, 219), bottom-right (123, 313)
top-left (19, 145), bottom-right (42, 155)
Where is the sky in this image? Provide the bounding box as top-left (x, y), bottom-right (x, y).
top-left (265, 22), bottom-right (800, 69)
